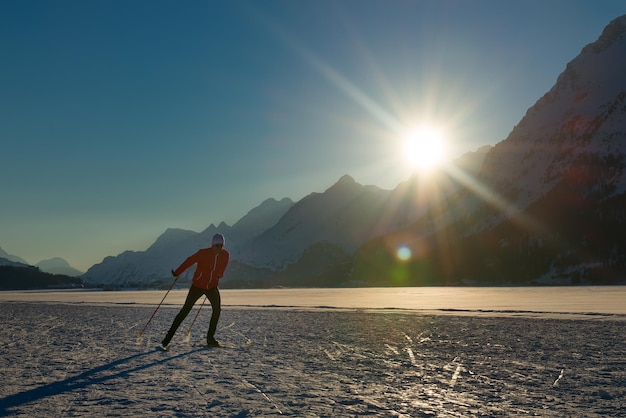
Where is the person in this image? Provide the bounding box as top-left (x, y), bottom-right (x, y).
top-left (161, 233), bottom-right (230, 348)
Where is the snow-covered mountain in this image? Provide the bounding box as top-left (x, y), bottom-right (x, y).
top-left (82, 197), bottom-right (294, 285)
top-left (353, 15), bottom-right (626, 285)
top-left (238, 175), bottom-right (392, 269)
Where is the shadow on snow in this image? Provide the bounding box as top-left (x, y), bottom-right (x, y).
top-left (0, 348), bottom-right (204, 416)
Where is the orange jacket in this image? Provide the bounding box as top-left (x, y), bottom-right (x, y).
top-left (173, 247), bottom-right (230, 289)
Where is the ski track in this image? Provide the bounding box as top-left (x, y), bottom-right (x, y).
top-left (0, 303), bottom-right (625, 416)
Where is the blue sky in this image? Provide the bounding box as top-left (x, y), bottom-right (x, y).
top-left (1, 1), bottom-right (625, 271)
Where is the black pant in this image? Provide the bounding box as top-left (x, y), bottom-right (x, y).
top-left (162, 285), bottom-right (221, 346)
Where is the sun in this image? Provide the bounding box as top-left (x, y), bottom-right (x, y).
top-left (403, 126), bottom-right (447, 171)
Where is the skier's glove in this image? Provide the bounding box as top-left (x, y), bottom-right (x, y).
top-left (171, 269), bottom-right (178, 277)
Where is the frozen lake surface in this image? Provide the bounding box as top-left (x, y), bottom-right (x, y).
top-left (1, 287), bottom-right (625, 416)
top-left (1, 299), bottom-right (624, 416)
top-left (1, 286), bottom-right (625, 317)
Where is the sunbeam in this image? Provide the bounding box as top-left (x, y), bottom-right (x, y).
top-left (444, 164), bottom-right (545, 234)
top-left (250, 6), bottom-right (405, 135)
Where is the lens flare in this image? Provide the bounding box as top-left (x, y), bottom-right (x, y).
top-left (397, 246), bottom-right (412, 261)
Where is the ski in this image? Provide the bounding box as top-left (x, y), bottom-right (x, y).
top-left (193, 343), bottom-right (232, 349)
top-left (156, 341), bottom-right (251, 351)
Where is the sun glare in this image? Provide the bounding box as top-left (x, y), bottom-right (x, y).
top-left (403, 126), bottom-right (447, 171)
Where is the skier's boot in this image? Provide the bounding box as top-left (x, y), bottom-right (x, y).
top-left (161, 333), bottom-right (173, 349)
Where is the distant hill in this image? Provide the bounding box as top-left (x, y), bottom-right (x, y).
top-left (36, 257), bottom-right (84, 276)
top-left (0, 265), bottom-right (83, 290)
top-left (0, 256), bottom-right (29, 268)
top-left (0, 246), bottom-right (28, 265)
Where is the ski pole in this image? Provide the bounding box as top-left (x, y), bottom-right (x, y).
top-left (186, 296), bottom-right (207, 335)
top-left (138, 272), bottom-right (179, 336)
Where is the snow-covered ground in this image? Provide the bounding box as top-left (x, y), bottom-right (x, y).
top-left (1, 287), bottom-right (625, 416)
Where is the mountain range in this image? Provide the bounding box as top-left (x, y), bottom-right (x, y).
top-left (6, 15), bottom-right (626, 288)
top-left (77, 135), bottom-right (491, 288)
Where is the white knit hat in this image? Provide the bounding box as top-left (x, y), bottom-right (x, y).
top-left (211, 233), bottom-right (225, 246)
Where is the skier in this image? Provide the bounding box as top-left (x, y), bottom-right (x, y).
top-left (161, 233), bottom-right (230, 348)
